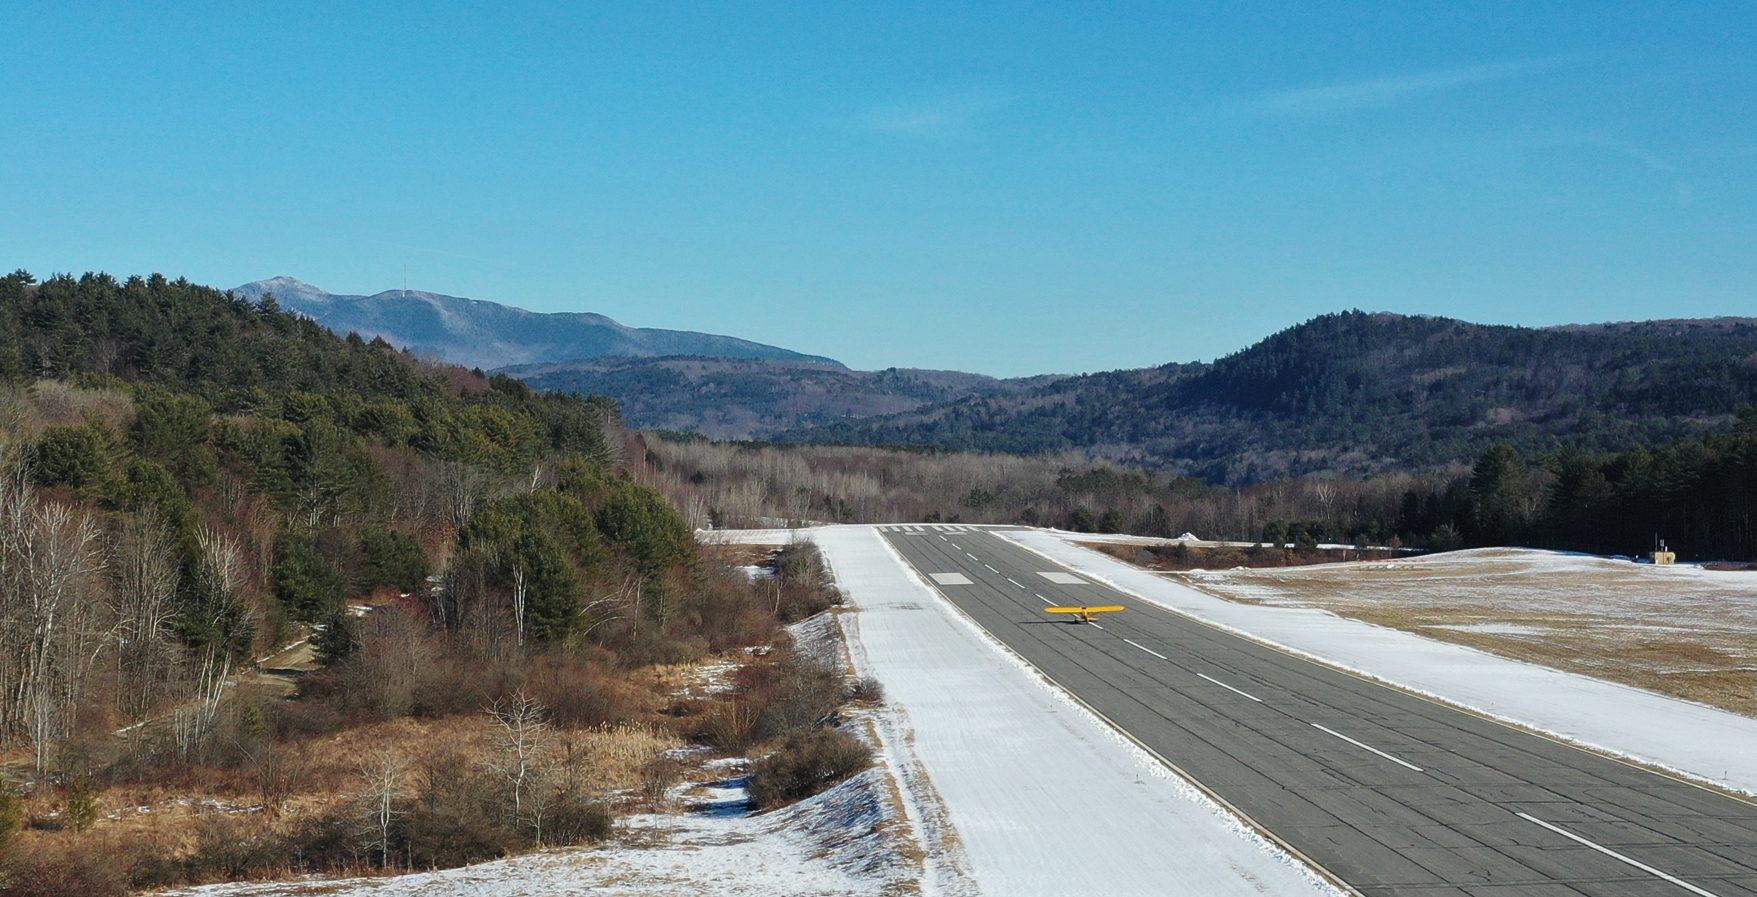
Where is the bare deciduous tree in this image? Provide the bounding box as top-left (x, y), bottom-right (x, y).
top-left (357, 749), bottom-right (405, 868)
top-left (0, 459), bottom-right (108, 774)
top-left (110, 510), bottom-right (179, 722)
top-left (487, 692), bottom-right (553, 841)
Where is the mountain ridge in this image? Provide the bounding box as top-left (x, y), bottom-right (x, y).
top-left (231, 276), bottom-right (841, 370)
top-left (498, 355), bottom-right (1062, 440)
top-left (777, 311), bottom-right (1757, 484)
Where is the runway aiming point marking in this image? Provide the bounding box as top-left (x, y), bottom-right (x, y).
top-left (1037, 572), bottom-right (1086, 584)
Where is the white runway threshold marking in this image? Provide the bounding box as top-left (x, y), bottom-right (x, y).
top-left (1517, 813), bottom-right (1721, 897)
top-left (1311, 723), bottom-right (1423, 772)
top-left (1198, 673), bottom-right (1263, 702)
top-left (1037, 571), bottom-right (1086, 584)
top-left (930, 573), bottom-right (974, 585)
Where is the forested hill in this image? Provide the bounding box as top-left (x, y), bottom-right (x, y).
top-left (498, 355), bottom-right (1058, 439)
top-left (0, 272), bottom-right (867, 884)
top-left (780, 311), bottom-right (1757, 484)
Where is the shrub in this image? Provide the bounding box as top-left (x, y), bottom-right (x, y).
top-left (522, 654), bottom-right (644, 728)
top-left (772, 542), bottom-right (843, 622)
top-left (0, 785), bottom-right (23, 851)
top-left (846, 676), bottom-right (884, 705)
top-left (747, 728), bottom-right (872, 809)
top-left (696, 651), bottom-right (845, 751)
top-left (540, 792), bottom-right (613, 846)
top-left (279, 808), bottom-right (362, 873)
top-left (400, 751), bottom-right (515, 869)
top-left (750, 655), bottom-right (845, 743)
top-left (0, 839), bottom-right (129, 897)
top-left (185, 816), bottom-right (287, 881)
top-left (63, 775), bottom-right (99, 832)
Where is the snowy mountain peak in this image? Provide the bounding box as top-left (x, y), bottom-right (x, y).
top-left (230, 277), bottom-right (841, 371)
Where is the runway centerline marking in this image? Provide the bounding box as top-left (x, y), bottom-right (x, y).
top-left (1006, 578), bottom-right (1024, 588)
top-left (984, 564), bottom-right (999, 573)
top-left (1123, 639), bottom-right (1167, 659)
top-left (1198, 673), bottom-right (1263, 702)
top-left (1034, 594), bottom-right (1053, 604)
top-left (1311, 723), bottom-right (1423, 772)
top-left (1517, 813), bottom-right (1721, 897)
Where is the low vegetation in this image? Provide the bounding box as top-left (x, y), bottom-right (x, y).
top-left (0, 270), bottom-right (863, 894)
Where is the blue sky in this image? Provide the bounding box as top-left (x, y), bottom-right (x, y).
top-left (3, 2), bottom-right (1753, 376)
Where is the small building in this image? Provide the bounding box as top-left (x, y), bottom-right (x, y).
top-left (1651, 540), bottom-right (1676, 565)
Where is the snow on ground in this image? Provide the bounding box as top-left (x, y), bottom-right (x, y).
top-left (1173, 547), bottom-right (1757, 716)
top-left (169, 758), bottom-right (917, 897)
top-left (813, 525), bottom-right (1339, 897)
top-left (1005, 529), bottom-right (1757, 797)
top-left (699, 528), bottom-right (804, 545)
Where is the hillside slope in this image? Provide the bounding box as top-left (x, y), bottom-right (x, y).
top-left (500, 355), bottom-right (1060, 439)
top-left (233, 276), bottom-right (839, 370)
top-left (781, 312), bottom-right (1757, 483)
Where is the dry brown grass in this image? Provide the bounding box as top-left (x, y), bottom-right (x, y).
top-left (1151, 548), bottom-right (1757, 717)
top-left (6, 689), bottom-right (690, 885)
top-left (699, 542), bottom-right (783, 567)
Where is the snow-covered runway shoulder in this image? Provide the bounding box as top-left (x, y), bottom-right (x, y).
top-left (1003, 528), bottom-right (1757, 797)
top-left (813, 525), bottom-right (1339, 897)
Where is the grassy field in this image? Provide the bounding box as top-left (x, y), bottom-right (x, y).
top-left (1159, 548), bottom-right (1757, 718)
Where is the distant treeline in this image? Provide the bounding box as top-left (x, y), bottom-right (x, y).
top-left (777, 311), bottom-right (1757, 484)
top-left (648, 416), bottom-right (1757, 562)
top-left (1402, 412), bottom-right (1757, 561)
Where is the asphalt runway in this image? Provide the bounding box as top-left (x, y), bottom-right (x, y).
top-left (879, 525), bottom-right (1757, 897)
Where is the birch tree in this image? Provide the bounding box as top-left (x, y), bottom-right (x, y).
top-left (0, 461), bottom-right (108, 775)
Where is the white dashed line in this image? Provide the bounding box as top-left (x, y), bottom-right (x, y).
top-left (1517, 813), bottom-right (1721, 897)
top-left (1123, 639), bottom-right (1167, 659)
top-left (1197, 673), bottom-right (1262, 702)
top-left (1311, 724), bottom-right (1422, 772)
top-left (984, 564), bottom-right (999, 573)
top-left (1006, 578), bottom-right (1024, 588)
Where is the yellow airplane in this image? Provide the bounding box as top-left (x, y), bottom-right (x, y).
top-left (1044, 605), bottom-right (1125, 623)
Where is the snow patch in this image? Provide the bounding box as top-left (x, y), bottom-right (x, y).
top-left (1005, 530), bottom-right (1757, 797)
